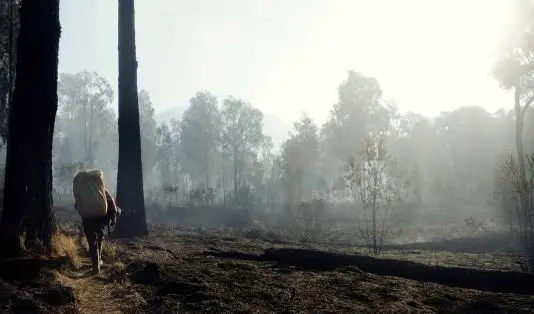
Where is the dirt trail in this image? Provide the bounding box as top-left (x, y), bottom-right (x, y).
top-left (54, 258), bottom-right (133, 314)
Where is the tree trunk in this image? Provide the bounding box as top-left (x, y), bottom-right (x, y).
top-left (0, 0), bottom-right (60, 256)
top-left (515, 87), bottom-right (527, 247)
top-left (372, 195), bottom-right (377, 255)
top-left (87, 97), bottom-right (94, 168)
top-left (515, 86), bottom-right (534, 272)
top-left (205, 152), bottom-right (210, 189)
top-left (0, 0), bottom-right (18, 143)
top-left (515, 87), bottom-right (526, 181)
top-left (233, 152), bottom-right (239, 203)
top-left (114, 0), bottom-right (148, 238)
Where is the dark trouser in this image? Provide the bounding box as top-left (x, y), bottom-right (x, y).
top-left (82, 216), bottom-right (107, 269)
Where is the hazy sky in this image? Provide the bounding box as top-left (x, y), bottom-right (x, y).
top-left (59, 0), bottom-right (514, 125)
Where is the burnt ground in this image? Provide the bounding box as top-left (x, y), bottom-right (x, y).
top-left (110, 226), bottom-right (534, 313)
top-left (1, 223), bottom-right (534, 313)
top-left (0, 256), bottom-right (76, 313)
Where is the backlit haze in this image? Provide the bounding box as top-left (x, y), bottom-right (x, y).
top-left (58, 0), bottom-right (513, 127)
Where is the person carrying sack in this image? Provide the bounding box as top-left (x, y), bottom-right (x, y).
top-left (73, 169), bottom-right (120, 274)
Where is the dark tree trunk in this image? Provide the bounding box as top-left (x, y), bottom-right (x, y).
top-left (0, 0), bottom-right (60, 257)
top-left (114, 0), bottom-right (147, 238)
top-left (0, 0), bottom-right (19, 143)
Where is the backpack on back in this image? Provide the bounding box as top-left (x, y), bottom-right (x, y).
top-left (73, 169), bottom-right (108, 218)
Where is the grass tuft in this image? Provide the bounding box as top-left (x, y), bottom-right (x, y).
top-left (102, 241), bottom-right (119, 263)
top-left (50, 232), bottom-right (83, 269)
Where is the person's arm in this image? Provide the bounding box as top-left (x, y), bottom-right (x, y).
top-left (105, 190), bottom-right (117, 210)
top-left (105, 190), bottom-right (118, 225)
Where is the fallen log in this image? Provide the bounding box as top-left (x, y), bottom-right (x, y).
top-left (261, 248), bottom-right (534, 295)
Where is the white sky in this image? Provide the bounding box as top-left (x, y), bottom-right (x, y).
top-left (58, 0), bottom-right (514, 125)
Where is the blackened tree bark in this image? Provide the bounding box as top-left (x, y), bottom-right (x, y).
top-left (0, 0), bottom-right (19, 143)
top-left (0, 0), bottom-right (60, 256)
top-left (114, 0), bottom-right (148, 237)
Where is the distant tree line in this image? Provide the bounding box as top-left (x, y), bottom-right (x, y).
top-left (50, 69), bottom-right (532, 214)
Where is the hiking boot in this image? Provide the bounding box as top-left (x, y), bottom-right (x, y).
top-left (91, 261), bottom-right (101, 275)
top-left (97, 239), bottom-right (104, 267)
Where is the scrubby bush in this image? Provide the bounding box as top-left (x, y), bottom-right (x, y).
top-left (495, 154), bottom-right (534, 271)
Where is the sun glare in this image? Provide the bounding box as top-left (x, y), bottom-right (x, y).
top-left (253, 0), bottom-right (513, 122)
top-left (317, 0), bottom-right (510, 117)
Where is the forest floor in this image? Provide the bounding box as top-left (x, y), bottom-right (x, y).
top-left (53, 258), bottom-right (143, 313)
top-left (1, 225), bottom-right (534, 313)
top-left (0, 255), bottom-right (76, 313)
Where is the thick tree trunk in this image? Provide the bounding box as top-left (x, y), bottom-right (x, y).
top-left (0, 0), bottom-right (18, 142)
top-left (0, 0), bottom-right (60, 256)
top-left (114, 0), bottom-right (148, 238)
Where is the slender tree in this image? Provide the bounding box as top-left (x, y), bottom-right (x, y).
top-left (493, 0), bottom-right (534, 182)
top-left (0, 0), bottom-right (61, 255)
top-left (114, 0), bottom-right (148, 237)
top-left (220, 97), bottom-right (266, 203)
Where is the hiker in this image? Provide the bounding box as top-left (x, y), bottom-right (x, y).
top-left (73, 170), bottom-right (121, 274)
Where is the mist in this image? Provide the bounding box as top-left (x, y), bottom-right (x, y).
top-left (45, 65), bottom-right (520, 245)
top-left (0, 0), bottom-right (526, 245)
top-left (4, 0), bottom-right (534, 312)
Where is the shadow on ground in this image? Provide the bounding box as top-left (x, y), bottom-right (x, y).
top-left (202, 248), bottom-right (534, 295)
top-left (0, 256), bottom-right (76, 313)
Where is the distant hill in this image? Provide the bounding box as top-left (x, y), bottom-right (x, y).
top-left (155, 106), bottom-right (291, 150)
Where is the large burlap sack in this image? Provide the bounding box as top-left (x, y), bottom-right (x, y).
top-left (72, 169), bottom-right (108, 218)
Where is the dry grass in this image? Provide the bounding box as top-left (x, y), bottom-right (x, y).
top-left (51, 229), bottom-right (144, 314)
top-left (47, 224), bottom-right (144, 313)
top-left (62, 223), bottom-right (119, 263)
top-left (55, 268), bottom-right (145, 314)
top-left (50, 232), bottom-right (83, 269)
top-left (104, 261), bottom-right (127, 282)
top-left (102, 241), bottom-right (119, 263)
